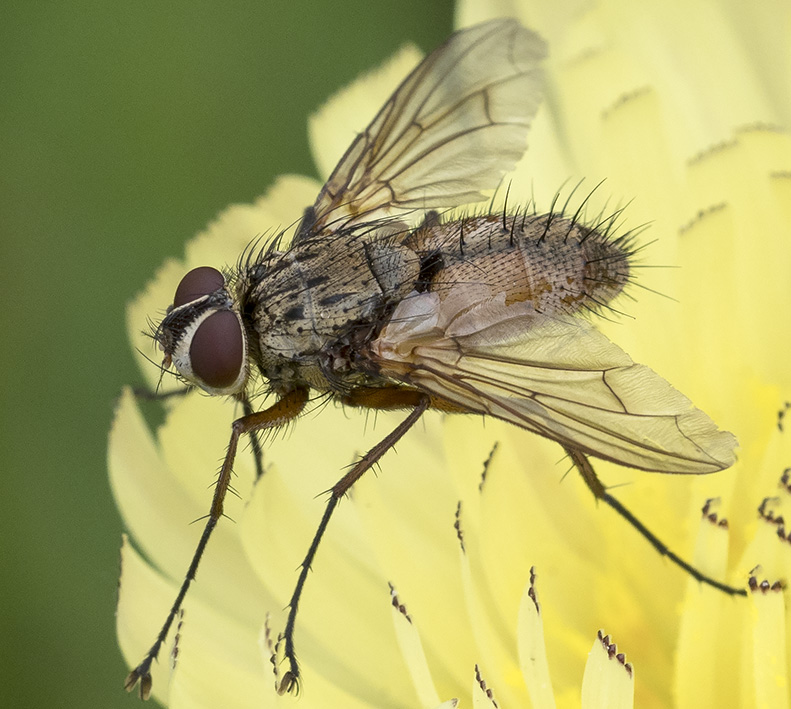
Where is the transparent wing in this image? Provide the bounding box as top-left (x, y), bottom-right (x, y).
top-left (371, 293), bottom-right (737, 473)
top-left (297, 19), bottom-right (546, 241)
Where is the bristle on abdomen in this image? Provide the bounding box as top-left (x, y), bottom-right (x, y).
top-left (407, 212), bottom-right (634, 319)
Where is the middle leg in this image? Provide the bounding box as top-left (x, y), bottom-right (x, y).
top-left (276, 390), bottom-right (431, 694)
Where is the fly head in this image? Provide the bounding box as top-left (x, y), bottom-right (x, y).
top-left (156, 266), bottom-right (249, 396)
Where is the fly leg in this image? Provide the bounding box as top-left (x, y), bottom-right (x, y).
top-left (240, 397), bottom-right (265, 480)
top-left (564, 446), bottom-right (746, 596)
top-left (132, 385), bottom-right (192, 402)
top-left (124, 387), bottom-right (309, 700)
top-left (133, 387), bottom-right (265, 479)
top-left (277, 390), bottom-right (431, 695)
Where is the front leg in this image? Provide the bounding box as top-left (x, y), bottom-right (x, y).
top-left (132, 386), bottom-right (265, 479)
top-left (124, 387), bottom-right (309, 700)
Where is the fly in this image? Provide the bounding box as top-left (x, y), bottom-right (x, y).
top-left (124, 18), bottom-right (741, 699)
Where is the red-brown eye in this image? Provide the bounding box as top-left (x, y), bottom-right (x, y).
top-left (174, 266), bottom-right (225, 308)
top-left (189, 311), bottom-right (244, 389)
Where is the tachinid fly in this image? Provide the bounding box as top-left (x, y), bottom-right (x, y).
top-left (124, 18), bottom-right (740, 699)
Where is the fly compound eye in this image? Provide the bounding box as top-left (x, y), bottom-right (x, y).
top-left (174, 266), bottom-right (225, 307)
top-left (189, 311), bottom-right (244, 390)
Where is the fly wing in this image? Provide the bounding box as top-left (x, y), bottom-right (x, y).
top-left (370, 291), bottom-right (737, 473)
top-left (297, 19), bottom-right (546, 240)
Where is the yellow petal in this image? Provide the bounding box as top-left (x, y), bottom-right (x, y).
top-left (472, 664), bottom-right (500, 708)
top-left (674, 501), bottom-right (743, 707)
top-left (750, 575), bottom-right (789, 709)
top-left (517, 569), bottom-right (556, 709)
top-left (388, 584), bottom-right (443, 707)
top-left (581, 631), bottom-right (634, 709)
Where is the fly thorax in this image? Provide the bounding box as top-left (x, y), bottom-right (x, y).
top-left (242, 234), bottom-right (420, 387)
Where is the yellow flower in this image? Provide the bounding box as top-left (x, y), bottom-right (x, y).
top-left (112, 1), bottom-right (791, 706)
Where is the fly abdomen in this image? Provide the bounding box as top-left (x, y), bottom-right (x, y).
top-left (406, 212), bottom-right (633, 318)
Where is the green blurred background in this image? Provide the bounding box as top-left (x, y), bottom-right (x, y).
top-left (0, 2), bottom-right (453, 706)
